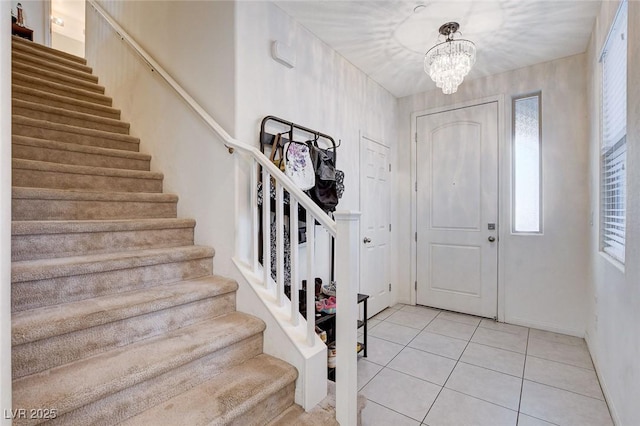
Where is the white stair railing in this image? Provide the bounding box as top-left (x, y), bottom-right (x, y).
top-left (89, 2), bottom-right (359, 424)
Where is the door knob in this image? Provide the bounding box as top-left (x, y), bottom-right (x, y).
top-left (488, 236), bottom-right (496, 242)
top-left (363, 237), bottom-right (372, 244)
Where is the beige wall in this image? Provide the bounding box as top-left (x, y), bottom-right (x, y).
top-left (586, 1), bottom-right (640, 424)
top-left (398, 54), bottom-right (590, 335)
top-left (85, 1), bottom-right (239, 276)
top-left (52, 32), bottom-right (84, 58)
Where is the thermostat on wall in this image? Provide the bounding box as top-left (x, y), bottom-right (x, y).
top-left (271, 41), bottom-right (296, 69)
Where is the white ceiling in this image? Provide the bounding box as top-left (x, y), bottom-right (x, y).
top-left (274, 0), bottom-right (602, 98)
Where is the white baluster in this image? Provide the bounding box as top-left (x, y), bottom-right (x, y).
top-left (251, 159), bottom-right (259, 274)
top-left (334, 211), bottom-right (360, 426)
top-left (306, 215), bottom-right (315, 346)
top-left (276, 183), bottom-right (284, 304)
top-left (290, 198), bottom-right (299, 326)
top-left (262, 169), bottom-right (271, 288)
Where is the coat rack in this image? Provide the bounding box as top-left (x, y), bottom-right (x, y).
top-left (258, 115), bottom-right (339, 282)
top-left (259, 115), bottom-right (339, 162)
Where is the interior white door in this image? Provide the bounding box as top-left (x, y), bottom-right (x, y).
top-left (360, 136), bottom-right (391, 317)
top-left (416, 102), bottom-right (499, 318)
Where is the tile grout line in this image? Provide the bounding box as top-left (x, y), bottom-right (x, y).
top-left (525, 353), bottom-right (596, 371)
top-left (361, 306), bottom-right (443, 422)
top-left (521, 378), bottom-right (607, 402)
top-left (364, 399), bottom-right (424, 424)
top-left (515, 327), bottom-right (530, 426)
top-left (420, 312), bottom-right (482, 424)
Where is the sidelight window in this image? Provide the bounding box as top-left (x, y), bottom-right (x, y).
top-left (512, 93), bottom-right (542, 233)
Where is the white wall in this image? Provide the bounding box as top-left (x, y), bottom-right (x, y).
top-left (85, 1), bottom-right (239, 277)
top-left (586, 1), bottom-right (640, 424)
top-left (233, 1), bottom-right (399, 301)
top-left (398, 54), bottom-right (590, 335)
top-left (52, 32), bottom-right (84, 57)
top-left (1, 5), bottom-right (13, 423)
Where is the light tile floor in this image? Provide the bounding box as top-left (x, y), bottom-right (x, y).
top-left (358, 304), bottom-right (613, 426)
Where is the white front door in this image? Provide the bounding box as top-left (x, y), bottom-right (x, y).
top-left (360, 135), bottom-right (391, 317)
top-left (416, 102), bottom-right (499, 318)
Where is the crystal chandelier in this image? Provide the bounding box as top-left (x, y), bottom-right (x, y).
top-left (424, 22), bottom-right (476, 94)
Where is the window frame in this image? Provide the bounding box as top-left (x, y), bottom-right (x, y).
top-left (599, 0), bottom-right (627, 266)
top-left (511, 91), bottom-right (543, 235)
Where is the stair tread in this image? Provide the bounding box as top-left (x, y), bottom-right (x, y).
top-left (12, 312), bottom-right (266, 417)
top-left (9, 40), bottom-right (298, 426)
top-left (12, 218), bottom-right (195, 235)
top-left (121, 353), bottom-right (297, 426)
top-left (12, 39), bottom-right (92, 72)
top-left (12, 135), bottom-right (150, 161)
top-left (12, 186), bottom-right (177, 202)
top-left (12, 86), bottom-right (120, 116)
top-left (12, 275), bottom-right (237, 345)
top-left (12, 115), bottom-right (140, 144)
top-left (12, 61), bottom-right (105, 93)
top-left (268, 404), bottom-right (339, 426)
top-left (12, 245), bottom-right (214, 283)
top-left (12, 158), bottom-right (163, 180)
top-left (13, 98), bottom-right (129, 130)
top-left (12, 50), bottom-right (97, 82)
top-left (11, 35), bottom-right (87, 64)
top-left (12, 72), bottom-right (111, 105)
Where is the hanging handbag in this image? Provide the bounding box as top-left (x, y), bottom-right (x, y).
top-left (269, 133), bottom-right (286, 172)
top-left (285, 141), bottom-right (316, 190)
top-left (307, 141), bottom-right (339, 212)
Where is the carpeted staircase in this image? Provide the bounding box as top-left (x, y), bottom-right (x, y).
top-left (9, 35), bottom-right (311, 425)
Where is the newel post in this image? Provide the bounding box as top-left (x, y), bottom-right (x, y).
top-left (334, 211), bottom-right (360, 426)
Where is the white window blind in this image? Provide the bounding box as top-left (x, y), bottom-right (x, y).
top-left (600, 0), bottom-right (627, 263)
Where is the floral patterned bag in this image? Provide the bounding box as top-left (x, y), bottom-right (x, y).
top-left (285, 141), bottom-right (315, 190)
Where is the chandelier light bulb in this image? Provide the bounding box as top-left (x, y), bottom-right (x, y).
top-left (424, 22), bottom-right (476, 94)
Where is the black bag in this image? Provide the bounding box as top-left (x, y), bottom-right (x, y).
top-left (307, 141), bottom-right (339, 213)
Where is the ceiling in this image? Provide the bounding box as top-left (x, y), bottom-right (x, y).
top-left (274, 0), bottom-right (602, 98)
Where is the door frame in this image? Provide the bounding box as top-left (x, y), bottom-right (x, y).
top-left (359, 132), bottom-right (392, 316)
top-left (410, 95), bottom-right (507, 321)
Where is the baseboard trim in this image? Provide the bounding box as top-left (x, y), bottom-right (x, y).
top-left (585, 334), bottom-right (621, 426)
top-left (504, 316), bottom-right (585, 338)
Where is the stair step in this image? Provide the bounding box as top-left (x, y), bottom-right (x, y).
top-left (12, 312), bottom-right (266, 425)
top-left (11, 35), bottom-right (87, 65)
top-left (12, 61), bottom-right (104, 94)
top-left (12, 135), bottom-right (151, 171)
top-left (268, 404), bottom-right (339, 426)
top-left (12, 72), bottom-right (111, 106)
top-left (12, 38), bottom-right (93, 73)
top-left (13, 99), bottom-right (130, 134)
top-left (11, 245), bottom-right (214, 311)
top-left (12, 159), bottom-right (163, 193)
top-left (12, 275), bottom-right (238, 377)
top-left (13, 116), bottom-right (140, 152)
top-left (12, 218), bottom-right (194, 261)
top-left (267, 382), bottom-right (343, 426)
top-left (121, 354), bottom-right (297, 426)
top-left (12, 187), bottom-right (178, 221)
top-left (12, 84), bottom-right (120, 119)
top-left (12, 50), bottom-right (98, 83)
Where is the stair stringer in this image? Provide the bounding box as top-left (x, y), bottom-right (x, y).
top-left (232, 258), bottom-right (328, 411)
